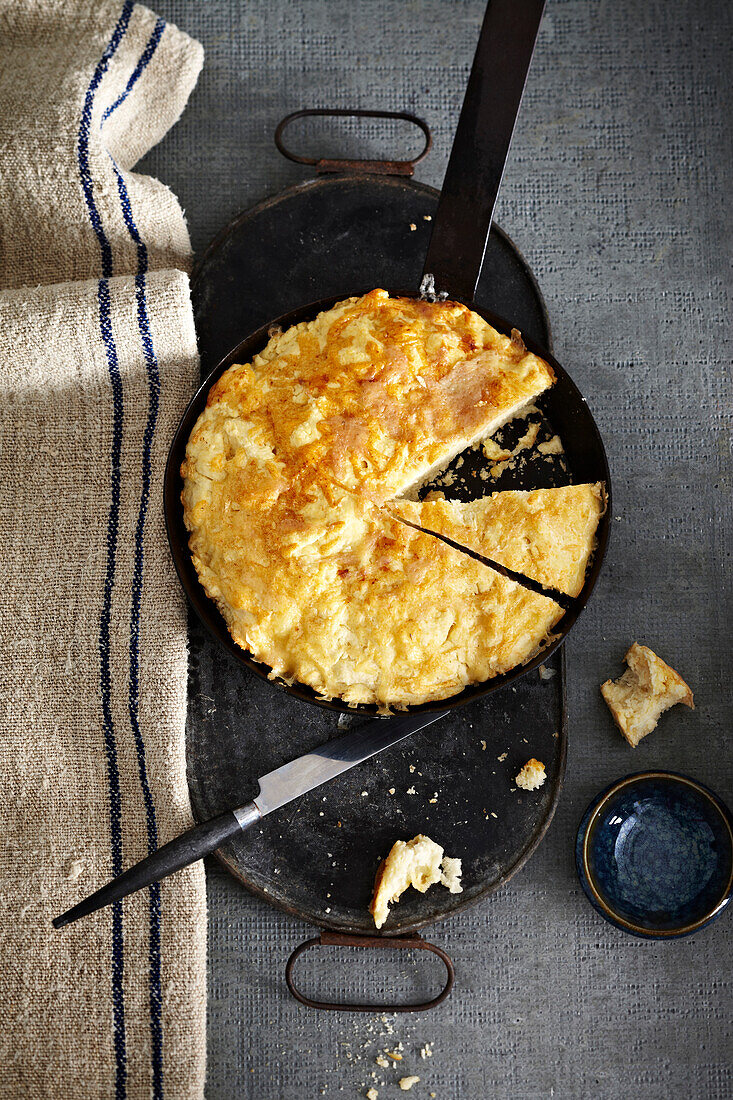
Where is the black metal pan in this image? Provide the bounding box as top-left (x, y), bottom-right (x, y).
top-left (164, 0), bottom-right (611, 717)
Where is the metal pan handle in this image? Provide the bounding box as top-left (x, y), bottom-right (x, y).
top-left (274, 108), bottom-right (432, 177)
top-left (422, 0), bottom-right (546, 303)
top-left (285, 931), bottom-right (455, 1012)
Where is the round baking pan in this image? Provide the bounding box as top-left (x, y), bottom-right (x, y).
top-left (166, 290), bottom-right (609, 719)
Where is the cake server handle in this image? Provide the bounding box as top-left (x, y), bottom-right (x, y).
top-left (53, 709), bottom-right (449, 929)
top-left (422, 0), bottom-right (547, 303)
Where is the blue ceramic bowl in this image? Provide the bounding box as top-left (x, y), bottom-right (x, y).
top-left (576, 772), bottom-right (733, 939)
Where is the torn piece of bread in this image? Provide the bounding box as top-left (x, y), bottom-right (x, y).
top-left (439, 855), bottom-right (463, 893)
top-left (369, 834), bottom-right (463, 929)
top-left (515, 758), bottom-right (546, 790)
top-left (601, 642), bottom-right (694, 747)
top-left (390, 483), bottom-right (605, 598)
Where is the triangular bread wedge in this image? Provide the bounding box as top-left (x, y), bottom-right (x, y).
top-left (391, 484), bottom-right (605, 598)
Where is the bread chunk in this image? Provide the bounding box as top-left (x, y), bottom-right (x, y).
top-left (369, 834), bottom-right (462, 929)
top-left (515, 758), bottom-right (546, 790)
top-left (185, 482), bottom-right (564, 709)
top-left (601, 642), bottom-right (693, 747)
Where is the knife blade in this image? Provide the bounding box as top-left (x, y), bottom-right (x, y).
top-left (252, 708), bottom-right (450, 816)
top-left (53, 708), bottom-right (449, 928)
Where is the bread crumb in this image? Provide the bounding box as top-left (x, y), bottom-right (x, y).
top-left (497, 752), bottom-right (507, 762)
top-left (423, 214), bottom-right (432, 221)
top-left (399, 1077), bottom-right (420, 1091)
top-left (483, 419), bottom-right (540, 462)
top-left (406, 787), bottom-right (417, 795)
top-left (538, 435), bottom-right (563, 454)
top-left (538, 663), bottom-right (556, 681)
top-left (369, 835), bottom-right (463, 927)
top-left (428, 798), bottom-right (437, 804)
top-left (388, 788), bottom-right (396, 795)
top-left (375, 1055), bottom-right (390, 1068)
top-left (409, 765), bottom-right (416, 773)
top-left (66, 859), bottom-right (85, 881)
top-left (409, 223), bottom-right (417, 231)
top-left (366, 1089), bottom-right (379, 1100)
top-left (420, 1043), bottom-right (433, 1059)
top-left (601, 642), bottom-right (693, 747)
top-left (515, 759), bottom-right (546, 790)
top-left (385, 1050), bottom-right (403, 1061)
top-left (480, 740), bottom-right (486, 750)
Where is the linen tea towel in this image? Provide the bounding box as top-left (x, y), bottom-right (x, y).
top-left (0, 2), bottom-right (207, 1097)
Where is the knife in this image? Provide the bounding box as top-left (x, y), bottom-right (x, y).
top-left (53, 708), bottom-right (449, 928)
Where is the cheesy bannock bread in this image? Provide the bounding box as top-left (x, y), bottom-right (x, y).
top-left (391, 484), bottom-right (606, 598)
top-left (182, 290), bottom-right (590, 707)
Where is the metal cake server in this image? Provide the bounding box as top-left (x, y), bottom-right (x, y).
top-left (53, 709), bottom-right (449, 928)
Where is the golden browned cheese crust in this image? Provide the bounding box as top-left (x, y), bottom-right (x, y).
top-left (391, 484), bottom-right (605, 598)
top-left (199, 289), bottom-right (555, 504)
top-left (182, 290), bottom-right (562, 707)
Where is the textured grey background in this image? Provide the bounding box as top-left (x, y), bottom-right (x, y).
top-left (140, 1), bottom-right (733, 1097)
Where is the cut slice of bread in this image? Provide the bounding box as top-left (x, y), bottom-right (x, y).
top-left (601, 642), bottom-right (694, 747)
top-left (391, 483), bottom-right (605, 598)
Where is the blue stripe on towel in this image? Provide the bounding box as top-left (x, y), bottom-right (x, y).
top-left (77, 2), bottom-right (134, 1096)
top-left (97, 274), bottom-right (129, 1100)
top-left (101, 18), bottom-right (166, 125)
top-left (78, 0), bottom-right (134, 278)
top-left (112, 155), bottom-right (165, 1100)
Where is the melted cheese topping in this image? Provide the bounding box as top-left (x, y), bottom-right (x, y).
top-left (183, 484), bottom-right (563, 706)
top-left (199, 289), bottom-right (555, 505)
top-left (182, 291), bottom-right (564, 707)
top-left (391, 484), bottom-right (605, 597)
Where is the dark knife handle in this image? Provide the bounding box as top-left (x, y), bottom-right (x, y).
top-left (52, 802), bottom-right (261, 929)
top-left (422, 0), bottom-right (547, 302)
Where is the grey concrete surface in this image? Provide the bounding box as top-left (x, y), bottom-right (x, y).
top-left (140, 1), bottom-right (733, 1097)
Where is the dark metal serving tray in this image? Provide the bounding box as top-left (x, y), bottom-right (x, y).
top-left (186, 170), bottom-right (568, 935)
